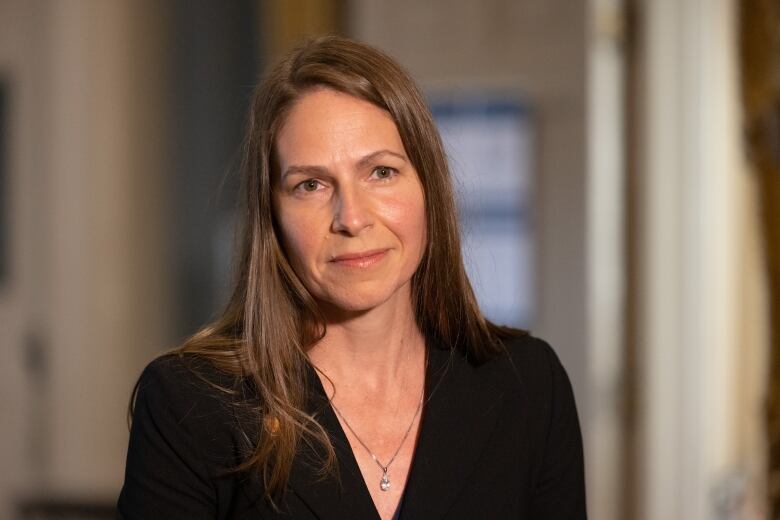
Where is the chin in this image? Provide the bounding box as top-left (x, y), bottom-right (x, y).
top-left (316, 285), bottom-right (409, 317)
top-left (320, 295), bottom-right (389, 315)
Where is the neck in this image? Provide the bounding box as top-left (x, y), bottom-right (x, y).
top-left (307, 296), bottom-right (426, 394)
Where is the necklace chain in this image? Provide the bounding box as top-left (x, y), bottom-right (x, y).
top-left (328, 382), bottom-right (425, 492)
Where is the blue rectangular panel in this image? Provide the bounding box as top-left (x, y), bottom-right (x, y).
top-left (431, 96), bottom-right (534, 327)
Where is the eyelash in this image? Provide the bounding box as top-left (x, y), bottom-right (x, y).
top-left (370, 166), bottom-right (398, 180)
top-left (292, 166), bottom-right (399, 194)
top-left (293, 179), bottom-right (324, 193)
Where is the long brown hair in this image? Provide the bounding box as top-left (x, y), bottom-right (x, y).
top-left (145, 35), bottom-right (522, 505)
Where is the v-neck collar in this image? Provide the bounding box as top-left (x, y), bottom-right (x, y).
top-left (283, 340), bottom-right (505, 519)
top-left (285, 364), bottom-right (381, 519)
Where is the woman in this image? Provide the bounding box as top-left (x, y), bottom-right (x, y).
top-left (118, 35), bottom-right (586, 519)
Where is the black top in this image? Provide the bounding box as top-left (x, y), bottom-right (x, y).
top-left (117, 334), bottom-right (587, 519)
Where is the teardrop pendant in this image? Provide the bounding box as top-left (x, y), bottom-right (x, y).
top-left (380, 471), bottom-right (391, 491)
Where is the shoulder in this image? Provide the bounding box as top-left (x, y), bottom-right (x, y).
top-left (498, 335), bottom-right (587, 514)
top-left (479, 332), bottom-right (582, 436)
top-left (135, 354), bottom-right (235, 417)
top-left (131, 353), bottom-right (257, 466)
top-left (120, 354), bottom-right (261, 516)
top-left (479, 332), bottom-right (573, 395)
top-left (136, 352), bottom-right (237, 396)
top-left (483, 333), bottom-right (587, 514)
top-left (498, 332), bottom-right (561, 368)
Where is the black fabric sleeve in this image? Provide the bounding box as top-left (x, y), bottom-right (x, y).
top-left (117, 357), bottom-right (219, 519)
top-left (529, 340), bottom-right (587, 519)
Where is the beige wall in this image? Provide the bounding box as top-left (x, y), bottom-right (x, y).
top-left (0, 0), bottom-right (173, 513)
top-left (632, 0), bottom-right (768, 518)
top-left (0, 1), bottom-right (47, 516)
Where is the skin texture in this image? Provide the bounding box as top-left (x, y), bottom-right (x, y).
top-left (273, 88), bottom-right (428, 519)
top-left (274, 88), bottom-right (427, 318)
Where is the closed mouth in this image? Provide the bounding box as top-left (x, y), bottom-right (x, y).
top-left (329, 249), bottom-right (389, 267)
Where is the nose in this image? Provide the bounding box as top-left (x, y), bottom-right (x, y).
top-left (331, 183), bottom-right (373, 236)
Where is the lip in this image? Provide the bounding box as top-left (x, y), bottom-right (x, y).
top-left (329, 249), bottom-right (389, 268)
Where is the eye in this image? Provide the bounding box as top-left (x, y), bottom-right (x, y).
top-left (294, 179), bottom-right (323, 193)
top-left (370, 166), bottom-right (397, 180)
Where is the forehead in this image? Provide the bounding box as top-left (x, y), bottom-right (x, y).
top-left (275, 88), bottom-right (406, 166)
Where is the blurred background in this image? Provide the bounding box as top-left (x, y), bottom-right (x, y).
top-left (0, 0), bottom-right (776, 519)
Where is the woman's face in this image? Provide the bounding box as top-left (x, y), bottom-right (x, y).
top-left (273, 88), bottom-right (427, 315)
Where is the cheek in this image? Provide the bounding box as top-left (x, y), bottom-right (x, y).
top-left (276, 211), bottom-right (323, 273)
top-left (411, 208), bottom-right (428, 257)
top-left (383, 190), bottom-right (427, 253)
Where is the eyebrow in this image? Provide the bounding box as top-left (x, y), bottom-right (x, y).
top-left (281, 149), bottom-right (408, 180)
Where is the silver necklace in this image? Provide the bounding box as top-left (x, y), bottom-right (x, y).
top-left (329, 386), bottom-right (424, 492)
